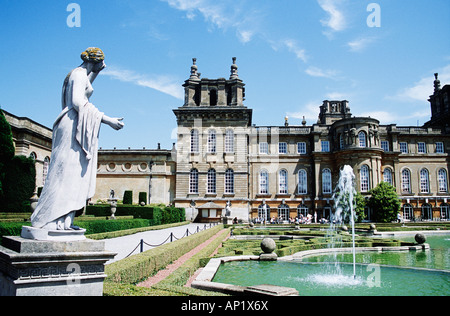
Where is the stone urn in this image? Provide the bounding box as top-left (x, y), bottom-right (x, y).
top-left (108, 198), bottom-right (118, 219)
top-left (29, 192), bottom-right (39, 212)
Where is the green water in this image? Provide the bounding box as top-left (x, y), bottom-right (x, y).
top-left (212, 235), bottom-right (450, 296)
top-left (213, 261), bottom-right (450, 296)
top-left (302, 235), bottom-right (450, 271)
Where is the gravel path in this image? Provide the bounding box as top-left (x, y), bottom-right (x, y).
top-left (104, 223), bottom-right (219, 264)
top-left (137, 228), bottom-right (229, 288)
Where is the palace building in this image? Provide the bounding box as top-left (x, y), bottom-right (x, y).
top-left (4, 59), bottom-right (450, 223)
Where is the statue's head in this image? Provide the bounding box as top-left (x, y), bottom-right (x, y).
top-left (81, 47), bottom-right (105, 64)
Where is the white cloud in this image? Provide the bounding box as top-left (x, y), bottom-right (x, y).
top-left (270, 39), bottom-right (308, 63)
top-left (318, 0), bottom-right (346, 35)
top-left (347, 37), bottom-right (375, 52)
top-left (305, 66), bottom-right (338, 79)
top-left (163, 0), bottom-right (261, 44)
top-left (388, 64), bottom-right (450, 102)
top-left (287, 101), bottom-right (322, 123)
top-left (102, 66), bottom-right (184, 100)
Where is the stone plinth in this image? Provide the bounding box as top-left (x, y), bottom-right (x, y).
top-left (244, 284), bottom-right (299, 296)
top-left (0, 236), bottom-right (116, 296)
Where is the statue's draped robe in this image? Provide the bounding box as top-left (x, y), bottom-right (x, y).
top-left (31, 68), bottom-right (103, 229)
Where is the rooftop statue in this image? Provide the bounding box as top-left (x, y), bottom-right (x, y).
top-left (27, 48), bottom-right (124, 235)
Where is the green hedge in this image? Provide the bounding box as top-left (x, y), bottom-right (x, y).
top-left (105, 225), bottom-right (223, 285)
top-left (123, 191), bottom-right (133, 205)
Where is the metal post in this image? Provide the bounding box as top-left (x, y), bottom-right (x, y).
top-left (140, 239), bottom-right (144, 253)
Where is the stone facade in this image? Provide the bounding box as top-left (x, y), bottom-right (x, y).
top-left (4, 62), bottom-right (450, 222)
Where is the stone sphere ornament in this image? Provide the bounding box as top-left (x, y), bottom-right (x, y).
top-left (415, 233), bottom-right (427, 244)
top-left (261, 238), bottom-right (276, 254)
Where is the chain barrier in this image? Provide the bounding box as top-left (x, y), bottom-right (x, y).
top-left (123, 222), bottom-right (218, 259)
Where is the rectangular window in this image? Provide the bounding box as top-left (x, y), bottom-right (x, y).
top-left (399, 142), bottom-right (408, 153)
top-left (418, 142), bottom-right (427, 154)
top-left (207, 130), bottom-right (216, 153)
top-left (259, 142), bottom-right (268, 154)
top-left (321, 141), bottom-right (330, 152)
top-left (297, 142), bottom-right (306, 154)
top-left (381, 141), bottom-right (389, 152)
top-left (436, 142), bottom-right (444, 153)
top-left (225, 130), bottom-right (234, 153)
top-left (279, 142), bottom-right (287, 154)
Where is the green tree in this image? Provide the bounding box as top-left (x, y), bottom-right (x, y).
top-left (367, 182), bottom-right (401, 223)
top-left (0, 109), bottom-right (15, 198)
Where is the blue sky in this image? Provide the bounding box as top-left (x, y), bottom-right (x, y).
top-left (1, 0), bottom-right (449, 150)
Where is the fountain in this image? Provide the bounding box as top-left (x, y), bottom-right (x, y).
top-left (330, 165), bottom-right (357, 279)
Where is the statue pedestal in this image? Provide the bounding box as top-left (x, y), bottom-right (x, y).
top-left (0, 236), bottom-right (116, 296)
top-left (21, 226), bottom-right (87, 241)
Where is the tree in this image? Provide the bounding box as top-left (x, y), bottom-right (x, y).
top-left (367, 182), bottom-right (401, 223)
top-left (0, 109), bottom-right (15, 198)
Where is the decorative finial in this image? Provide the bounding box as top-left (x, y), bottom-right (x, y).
top-left (190, 58), bottom-right (200, 80)
top-left (285, 116), bottom-right (289, 127)
top-left (434, 73), bottom-right (441, 93)
top-left (302, 116), bottom-right (307, 126)
top-left (230, 57), bottom-right (239, 79)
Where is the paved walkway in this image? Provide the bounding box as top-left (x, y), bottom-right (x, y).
top-left (104, 223), bottom-right (217, 264)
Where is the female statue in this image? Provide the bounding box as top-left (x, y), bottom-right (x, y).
top-left (30, 48), bottom-right (124, 231)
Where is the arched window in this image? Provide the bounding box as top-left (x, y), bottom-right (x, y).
top-left (225, 129), bottom-right (234, 153)
top-left (189, 169), bottom-right (199, 194)
top-left (422, 203), bottom-right (432, 220)
top-left (259, 170), bottom-right (269, 194)
top-left (43, 156), bottom-right (50, 186)
top-left (258, 204), bottom-right (270, 221)
top-left (279, 170), bottom-right (288, 194)
top-left (403, 204), bottom-right (413, 221)
top-left (207, 169), bottom-right (216, 194)
top-left (420, 169), bottom-right (430, 193)
top-left (298, 169), bottom-right (307, 194)
top-left (29, 152), bottom-right (37, 161)
top-left (441, 203), bottom-right (449, 220)
top-left (360, 165), bottom-right (370, 192)
top-left (322, 169), bottom-right (332, 194)
top-left (278, 204), bottom-right (290, 221)
top-left (339, 134), bottom-right (344, 149)
top-left (297, 204), bottom-right (308, 217)
top-left (207, 130), bottom-right (216, 153)
top-left (401, 169), bottom-right (411, 193)
top-left (190, 129), bottom-right (199, 153)
top-left (225, 169), bottom-right (234, 194)
top-left (358, 131), bottom-right (367, 148)
top-left (383, 168), bottom-right (393, 186)
top-left (438, 169), bottom-right (448, 193)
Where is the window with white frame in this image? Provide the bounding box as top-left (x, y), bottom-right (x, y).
top-left (259, 170), bottom-right (269, 194)
top-left (225, 169), bottom-right (234, 194)
top-left (297, 205), bottom-right (308, 217)
top-left (278, 204), bottom-right (290, 221)
top-left (279, 170), bottom-right (288, 194)
top-left (383, 168), bottom-right (393, 186)
top-left (418, 142), bottom-right (427, 154)
top-left (279, 142), bottom-right (287, 154)
top-left (207, 169), bottom-right (216, 194)
top-left (399, 142), bottom-right (408, 153)
top-left (225, 129), bottom-right (234, 153)
top-left (321, 141), bottom-right (330, 152)
top-left (258, 204), bottom-right (270, 221)
top-left (358, 132), bottom-right (367, 148)
top-left (360, 165), bottom-right (370, 192)
top-left (438, 169), bottom-right (448, 193)
top-left (401, 169), bottom-right (411, 193)
top-left (381, 141), bottom-right (389, 152)
top-left (190, 129), bottom-right (199, 153)
top-left (298, 169), bottom-right (307, 194)
top-left (297, 142), bottom-right (307, 154)
top-left (259, 142), bottom-right (269, 154)
top-left (322, 169), bottom-right (332, 194)
top-left (420, 169), bottom-right (430, 193)
top-left (207, 130), bottom-right (216, 153)
top-left (436, 142), bottom-right (444, 153)
top-left (441, 204), bottom-right (449, 220)
top-left (189, 169), bottom-right (199, 194)
top-left (403, 204), bottom-right (413, 221)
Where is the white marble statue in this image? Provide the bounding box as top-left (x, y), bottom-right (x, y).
top-left (30, 48), bottom-right (124, 231)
